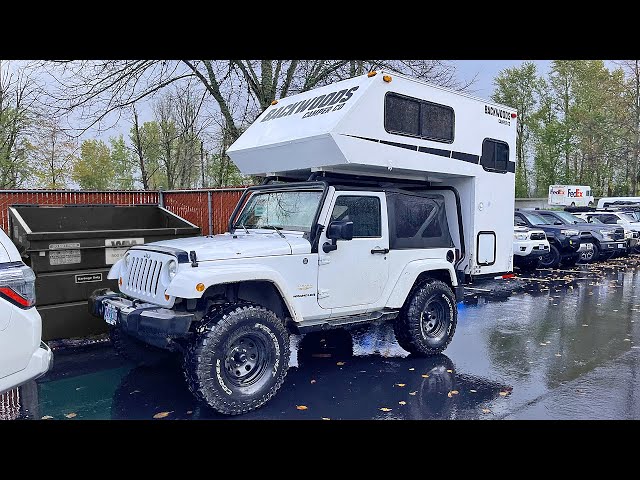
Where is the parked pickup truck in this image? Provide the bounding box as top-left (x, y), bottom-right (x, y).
top-left (535, 209), bottom-right (625, 262)
top-left (513, 226), bottom-right (549, 270)
top-left (514, 210), bottom-right (583, 268)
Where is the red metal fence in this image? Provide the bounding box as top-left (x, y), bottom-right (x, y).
top-left (0, 188), bottom-right (245, 237)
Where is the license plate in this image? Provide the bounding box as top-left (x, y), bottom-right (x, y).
top-left (539, 244), bottom-right (548, 249)
top-left (104, 304), bottom-right (118, 325)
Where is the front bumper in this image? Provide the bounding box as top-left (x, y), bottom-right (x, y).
top-left (514, 239), bottom-right (550, 258)
top-left (0, 342), bottom-right (53, 395)
top-left (89, 290), bottom-right (195, 344)
top-left (600, 241), bottom-right (627, 252)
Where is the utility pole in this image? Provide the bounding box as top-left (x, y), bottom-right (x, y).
top-left (200, 140), bottom-right (206, 188)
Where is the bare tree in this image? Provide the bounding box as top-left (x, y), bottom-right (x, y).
top-left (37, 60), bottom-right (473, 144)
top-left (0, 61), bottom-right (37, 188)
top-left (29, 116), bottom-right (78, 188)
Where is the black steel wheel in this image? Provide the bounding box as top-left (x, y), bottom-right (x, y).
top-left (394, 279), bottom-right (457, 356)
top-left (183, 304), bottom-right (289, 415)
top-left (539, 244), bottom-right (561, 269)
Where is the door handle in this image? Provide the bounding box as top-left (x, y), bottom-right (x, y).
top-left (371, 247), bottom-right (389, 254)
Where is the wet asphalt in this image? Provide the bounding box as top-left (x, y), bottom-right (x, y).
top-left (9, 255), bottom-right (640, 420)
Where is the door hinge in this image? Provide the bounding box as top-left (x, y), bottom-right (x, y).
top-left (317, 289), bottom-right (330, 299)
top-left (318, 256), bottom-right (331, 266)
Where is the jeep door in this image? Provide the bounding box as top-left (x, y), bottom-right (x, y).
top-left (317, 191), bottom-right (389, 309)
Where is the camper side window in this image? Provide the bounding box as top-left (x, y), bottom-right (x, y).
top-left (481, 139), bottom-right (509, 173)
top-left (385, 93), bottom-right (454, 143)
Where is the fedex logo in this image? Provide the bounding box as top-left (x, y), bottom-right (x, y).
top-left (567, 188), bottom-right (583, 198)
top-left (551, 188), bottom-right (565, 195)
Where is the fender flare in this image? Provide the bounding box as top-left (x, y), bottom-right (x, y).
top-left (165, 263), bottom-right (301, 322)
top-left (386, 259), bottom-right (457, 309)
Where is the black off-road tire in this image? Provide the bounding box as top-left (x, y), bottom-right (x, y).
top-left (394, 280), bottom-right (457, 357)
top-left (539, 244), bottom-right (561, 269)
top-left (580, 243), bottom-right (599, 263)
top-left (109, 325), bottom-right (171, 367)
top-left (183, 304), bottom-right (290, 415)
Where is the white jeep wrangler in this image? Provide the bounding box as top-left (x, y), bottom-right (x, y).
top-left (91, 181), bottom-right (462, 414)
top-left (90, 71), bottom-right (517, 414)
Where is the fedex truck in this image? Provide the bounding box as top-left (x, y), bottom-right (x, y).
top-left (548, 185), bottom-right (593, 207)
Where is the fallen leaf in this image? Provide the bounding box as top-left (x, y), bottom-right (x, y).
top-left (624, 338), bottom-right (631, 342)
top-left (582, 324), bottom-right (589, 327)
top-left (310, 379), bottom-right (317, 384)
top-left (296, 405), bottom-right (308, 411)
top-left (409, 391), bottom-right (417, 396)
top-left (153, 411), bottom-right (172, 419)
top-left (186, 411), bottom-right (193, 415)
top-left (379, 407), bottom-right (392, 412)
top-left (408, 368), bottom-right (415, 371)
top-left (555, 353), bottom-right (562, 357)
top-left (398, 401), bottom-right (407, 405)
top-left (451, 390), bottom-right (459, 394)
top-left (470, 389), bottom-right (477, 393)
top-left (65, 413), bottom-right (77, 419)
top-left (540, 343), bottom-right (547, 346)
top-left (41, 415), bottom-right (54, 420)
top-left (446, 369), bottom-right (454, 373)
top-left (499, 391), bottom-right (510, 397)
top-left (395, 383), bottom-right (406, 387)
top-left (129, 390), bottom-right (140, 395)
top-left (447, 390), bottom-right (459, 398)
top-left (336, 361), bottom-right (346, 366)
top-left (481, 408), bottom-right (491, 414)
top-left (321, 417), bottom-right (331, 420)
top-left (421, 374), bottom-right (430, 378)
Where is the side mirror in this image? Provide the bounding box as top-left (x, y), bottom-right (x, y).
top-left (554, 221), bottom-right (563, 225)
top-left (327, 220), bottom-right (354, 241)
top-left (323, 220), bottom-right (354, 253)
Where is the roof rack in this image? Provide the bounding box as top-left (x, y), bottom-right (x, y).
top-left (564, 206), bottom-right (596, 213)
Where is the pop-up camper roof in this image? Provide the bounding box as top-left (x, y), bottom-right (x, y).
top-left (227, 71), bottom-right (517, 181)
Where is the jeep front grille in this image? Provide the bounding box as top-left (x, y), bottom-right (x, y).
top-left (120, 250), bottom-right (174, 307)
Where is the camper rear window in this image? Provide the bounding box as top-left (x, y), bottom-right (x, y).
top-left (480, 139), bottom-right (509, 173)
top-left (385, 93), bottom-right (454, 143)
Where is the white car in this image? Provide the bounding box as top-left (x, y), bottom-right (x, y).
top-left (513, 226), bottom-right (550, 269)
top-left (0, 229), bottom-right (52, 395)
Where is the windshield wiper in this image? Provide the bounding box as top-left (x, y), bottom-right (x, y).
top-left (262, 225), bottom-right (285, 238)
top-left (237, 222), bottom-right (249, 234)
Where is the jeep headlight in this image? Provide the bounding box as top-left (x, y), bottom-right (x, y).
top-left (561, 229), bottom-right (579, 236)
top-left (599, 230), bottom-right (614, 241)
top-left (514, 233), bottom-right (528, 240)
top-left (123, 253), bottom-right (130, 269)
top-left (168, 260), bottom-right (177, 279)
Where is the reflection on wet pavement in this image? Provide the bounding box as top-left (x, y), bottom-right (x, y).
top-left (19, 256), bottom-right (640, 420)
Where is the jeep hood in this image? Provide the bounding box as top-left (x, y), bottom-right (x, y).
top-left (138, 232), bottom-right (311, 261)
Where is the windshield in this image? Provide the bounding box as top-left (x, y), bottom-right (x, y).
top-left (587, 216), bottom-right (604, 224)
top-left (619, 212), bottom-right (636, 222)
top-left (554, 211), bottom-right (584, 224)
top-left (235, 190), bottom-right (323, 233)
top-left (624, 211), bottom-right (640, 221)
top-left (521, 211), bottom-right (549, 225)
